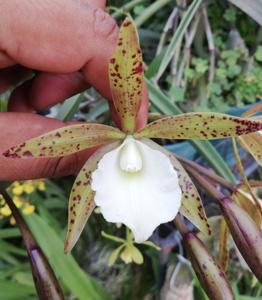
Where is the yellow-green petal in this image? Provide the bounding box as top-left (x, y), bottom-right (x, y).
top-left (4, 124), bottom-right (125, 158)
top-left (64, 141), bottom-right (121, 253)
top-left (238, 131), bottom-right (262, 166)
top-left (109, 17), bottom-right (144, 134)
top-left (135, 112), bottom-right (262, 140)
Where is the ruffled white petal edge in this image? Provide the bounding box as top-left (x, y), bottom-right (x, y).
top-left (91, 137), bottom-right (182, 243)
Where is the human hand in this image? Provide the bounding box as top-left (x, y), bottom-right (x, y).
top-left (0, 0), bottom-right (148, 180)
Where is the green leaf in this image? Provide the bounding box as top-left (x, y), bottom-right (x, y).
top-left (85, 100), bottom-right (109, 121)
top-left (143, 139), bottom-right (211, 236)
top-left (0, 281), bottom-right (36, 299)
top-left (0, 228), bottom-right (21, 239)
top-left (255, 46), bottom-right (262, 62)
top-left (135, 112), bottom-right (262, 140)
top-left (25, 213), bottom-right (111, 300)
top-left (4, 124), bottom-right (125, 158)
top-left (64, 141), bottom-right (121, 253)
top-left (109, 17), bottom-right (144, 133)
top-left (156, 0), bottom-right (202, 78)
top-left (56, 94), bottom-right (82, 121)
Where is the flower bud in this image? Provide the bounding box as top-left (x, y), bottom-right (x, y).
top-left (183, 232), bottom-right (234, 300)
top-left (220, 197), bottom-right (262, 282)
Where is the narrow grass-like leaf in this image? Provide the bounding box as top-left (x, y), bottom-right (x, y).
top-left (109, 18), bottom-right (144, 133)
top-left (156, 0), bottom-right (202, 79)
top-left (4, 124), bottom-right (125, 158)
top-left (143, 139), bottom-right (211, 236)
top-left (135, 113), bottom-right (262, 140)
top-left (56, 94), bottom-right (82, 121)
top-left (64, 141), bottom-right (121, 253)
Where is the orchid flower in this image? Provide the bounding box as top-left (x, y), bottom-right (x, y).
top-left (4, 18), bottom-right (262, 254)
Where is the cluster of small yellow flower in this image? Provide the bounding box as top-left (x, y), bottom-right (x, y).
top-left (0, 180), bottom-right (46, 224)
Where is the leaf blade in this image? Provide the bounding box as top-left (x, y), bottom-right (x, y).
top-left (4, 124), bottom-right (125, 158)
top-left (109, 18), bottom-right (144, 133)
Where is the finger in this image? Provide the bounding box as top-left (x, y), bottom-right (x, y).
top-left (0, 113), bottom-right (96, 181)
top-left (80, 0), bottom-right (106, 10)
top-left (0, 66), bottom-right (32, 94)
top-left (0, 0), bottom-right (118, 86)
top-left (8, 72), bottom-right (87, 112)
top-left (0, 51), bottom-right (16, 69)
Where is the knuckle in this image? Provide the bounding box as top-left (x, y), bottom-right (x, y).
top-left (93, 8), bottom-right (118, 41)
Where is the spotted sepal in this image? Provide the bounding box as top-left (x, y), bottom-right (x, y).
top-left (238, 116), bottom-right (262, 166)
top-left (109, 18), bottom-right (144, 134)
top-left (135, 112), bottom-right (262, 140)
top-left (4, 123), bottom-right (125, 158)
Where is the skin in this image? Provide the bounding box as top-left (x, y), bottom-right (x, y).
top-left (0, 0), bottom-right (148, 180)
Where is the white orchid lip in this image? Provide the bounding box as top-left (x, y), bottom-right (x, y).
top-left (119, 136), bottom-right (143, 173)
top-left (91, 136), bottom-right (182, 243)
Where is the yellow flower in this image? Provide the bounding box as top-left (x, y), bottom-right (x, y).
top-left (12, 182), bottom-right (24, 196)
top-left (23, 180), bottom-right (35, 194)
top-left (22, 203), bottom-right (35, 215)
top-left (37, 180), bottom-right (46, 191)
top-left (13, 196), bottom-right (23, 208)
top-left (0, 194), bottom-right (5, 205)
top-left (10, 216), bottom-right (16, 225)
top-left (1, 205), bottom-right (12, 217)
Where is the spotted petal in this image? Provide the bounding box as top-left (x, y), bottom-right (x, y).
top-left (109, 18), bottom-right (144, 134)
top-left (143, 139), bottom-right (211, 236)
top-left (135, 112), bottom-right (262, 140)
top-left (4, 124), bottom-right (125, 158)
top-left (238, 120), bottom-right (262, 166)
top-left (91, 137), bottom-right (182, 243)
top-left (64, 141), bottom-right (121, 253)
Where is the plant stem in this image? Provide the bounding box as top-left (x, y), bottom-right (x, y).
top-left (185, 166), bottom-right (225, 201)
top-left (176, 155), bottom-right (234, 191)
top-left (174, 214), bottom-right (189, 235)
top-left (111, 0), bottom-right (144, 19)
top-left (135, 0), bottom-right (172, 27)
